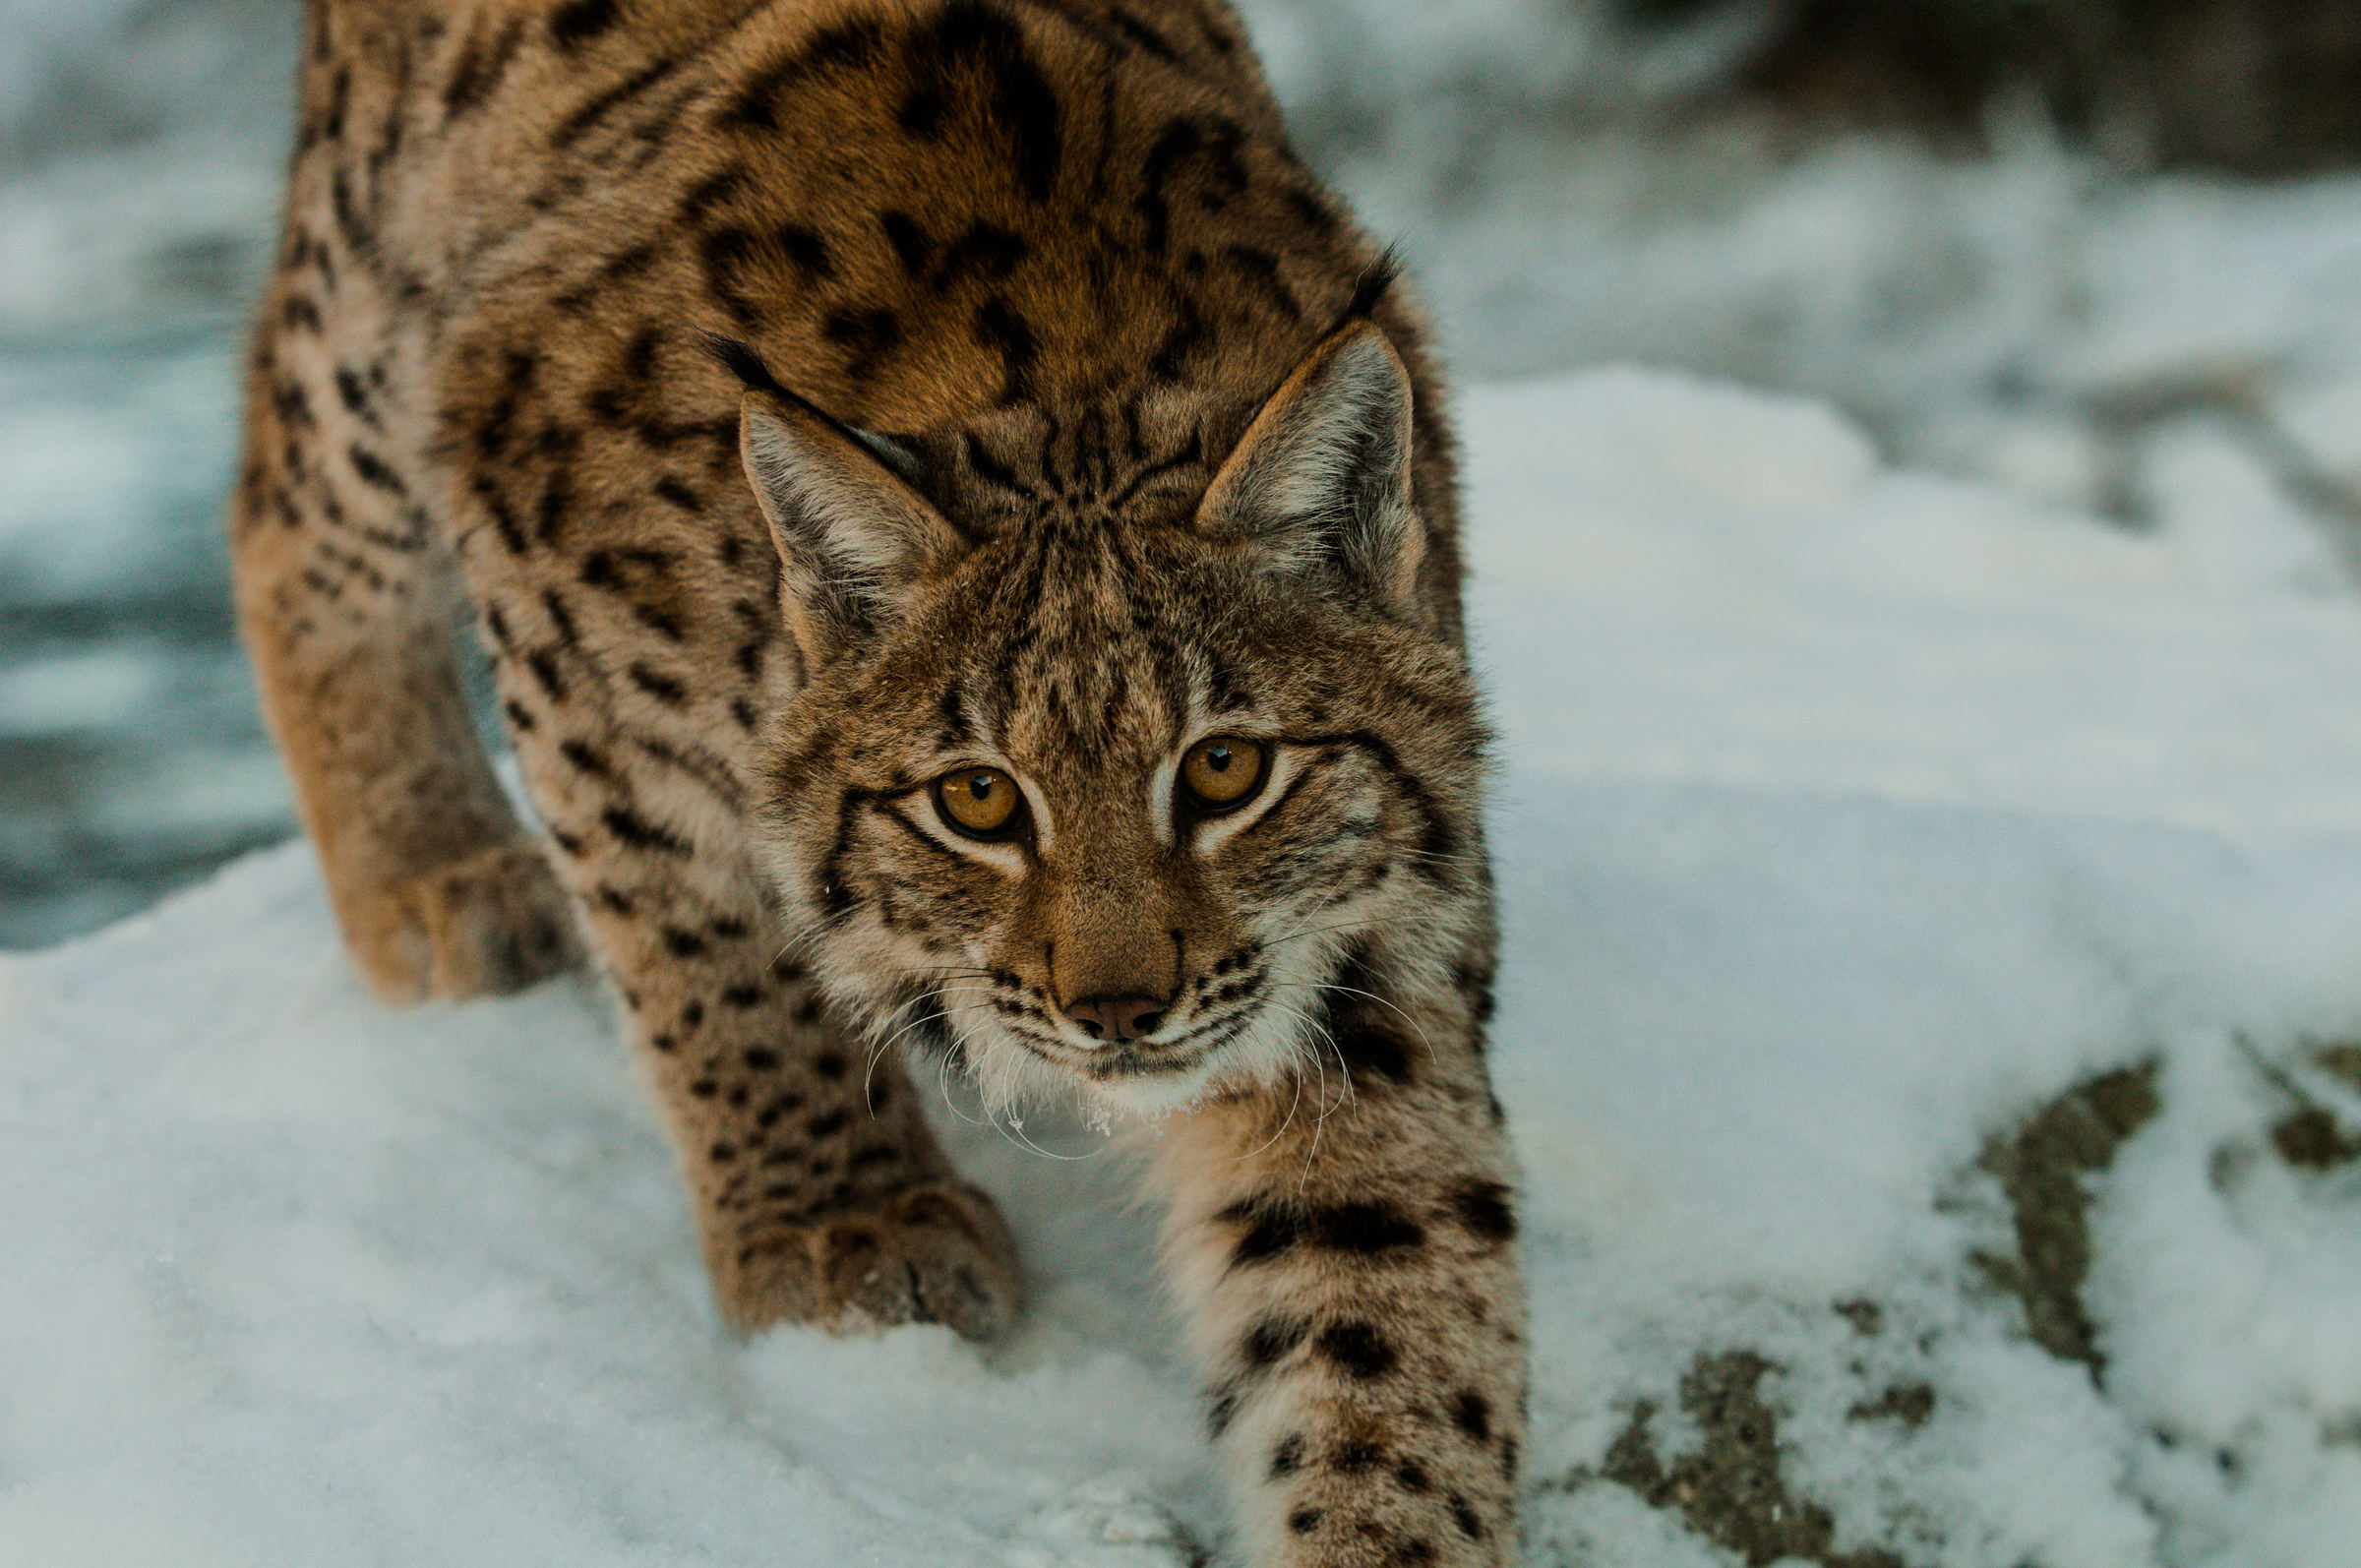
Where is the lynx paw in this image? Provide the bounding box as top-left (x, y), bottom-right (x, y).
top-left (351, 840), bottom-right (580, 1003)
top-left (714, 1180), bottom-right (1024, 1342)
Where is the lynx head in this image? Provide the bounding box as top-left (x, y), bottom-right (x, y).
top-left (729, 319), bottom-right (1489, 1119)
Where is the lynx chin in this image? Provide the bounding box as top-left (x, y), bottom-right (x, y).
top-left (234, 2), bottom-right (1527, 1561)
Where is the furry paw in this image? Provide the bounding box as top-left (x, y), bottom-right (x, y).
top-left (351, 840), bottom-right (581, 1002)
top-left (713, 1179), bottom-right (1024, 1342)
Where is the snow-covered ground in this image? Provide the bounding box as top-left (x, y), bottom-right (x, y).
top-left (8, 370), bottom-right (2360, 1566)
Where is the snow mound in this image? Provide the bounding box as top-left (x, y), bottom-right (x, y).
top-left (8, 371), bottom-right (2361, 1566)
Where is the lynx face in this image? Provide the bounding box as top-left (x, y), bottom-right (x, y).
top-left (742, 322), bottom-right (1489, 1118)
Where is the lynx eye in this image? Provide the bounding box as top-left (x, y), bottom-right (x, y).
top-left (934, 767), bottom-right (1025, 839)
top-left (1180, 737), bottom-right (1267, 813)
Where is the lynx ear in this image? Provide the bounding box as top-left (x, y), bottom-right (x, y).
top-left (737, 387), bottom-right (966, 667)
top-left (1196, 320), bottom-right (1423, 613)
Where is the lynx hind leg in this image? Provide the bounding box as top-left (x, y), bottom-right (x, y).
top-left (232, 295), bottom-right (577, 1004)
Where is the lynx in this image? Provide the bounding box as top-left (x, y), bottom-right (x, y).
top-left (232, 2), bottom-right (1525, 1561)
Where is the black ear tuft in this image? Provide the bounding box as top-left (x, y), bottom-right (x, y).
top-left (1334, 247), bottom-right (1404, 333)
top-left (701, 332), bottom-right (920, 480)
top-left (698, 331), bottom-right (790, 400)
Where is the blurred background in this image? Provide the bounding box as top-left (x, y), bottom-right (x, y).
top-left (6, 0), bottom-right (2361, 949)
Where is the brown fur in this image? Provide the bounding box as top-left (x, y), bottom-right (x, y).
top-left (232, 2), bottom-right (1524, 1560)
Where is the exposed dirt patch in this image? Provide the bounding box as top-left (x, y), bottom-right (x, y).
top-left (1848, 1382), bottom-right (1936, 1429)
top-left (1973, 1061), bottom-right (2161, 1375)
top-left (1601, 1351), bottom-right (1907, 1568)
top-left (2245, 1039), bottom-right (2361, 1171)
top-left (2316, 1043), bottom-right (2361, 1093)
top-left (2272, 1107), bottom-right (2361, 1169)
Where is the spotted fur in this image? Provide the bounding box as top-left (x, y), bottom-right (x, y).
top-left (232, 2), bottom-right (1524, 1560)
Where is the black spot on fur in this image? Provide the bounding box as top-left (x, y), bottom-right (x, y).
top-left (652, 476), bottom-right (702, 513)
top-left (1146, 294), bottom-right (1207, 382)
top-left (445, 16), bottom-right (529, 118)
top-left (677, 165), bottom-right (747, 224)
top-left (1317, 1201), bottom-right (1423, 1255)
top-left (524, 648), bottom-right (567, 701)
top-left (1289, 1507), bottom-right (1322, 1535)
top-left (1316, 1320), bottom-right (1396, 1380)
top-left (550, 0), bottom-right (620, 49)
top-left (1331, 1440), bottom-right (1382, 1474)
top-left (974, 295), bottom-right (1037, 401)
top-left (1452, 1179), bottom-right (1517, 1246)
top-left (1394, 1460), bottom-right (1431, 1493)
top-left (347, 445), bottom-right (408, 497)
top-left (559, 739), bottom-right (609, 777)
top-left (879, 210), bottom-right (931, 274)
top-left (1333, 1022), bottom-right (1410, 1085)
top-left (932, 221), bottom-right (1027, 285)
top-left (697, 227), bottom-right (761, 326)
top-left (1448, 1494), bottom-right (1483, 1540)
top-left (551, 53), bottom-right (682, 149)
top-left (776, 222), bottom-right (835, 280)
top-left (1136, 118), bottom-right (1198, 254)
top-left (806, 1109), bottom-right (848, 1140)
top-left (1269, 1434), bottom-right (1305, 1478)
top-left (1220, 1199), bottom-right (1301, 1267)
top-left (662, 928), bottom-right (706, 958)
top-left (1217, 1196), bottom-right (1424, 1268)
top-left (896, 85), bottom-right (946, 137)
top-left (1452, 1390), bottom-right (1491, 1444)
top-left (725, 21), bottom-right (883, 128)
top-left (903, 1), bottom-right (1062, 199)
top-left (1220, 244), bottom-right (1301, 320)
top-left (1108, 8), bottom-right (1180, 61)
top-left (333, 365), bottom-right (375, 422)
top-left (1241, 1315), bottom-right (1307, 1369)
top-left (602, 805), bottom-right (691, 857)
top-left (822, 307), bottom-right (903, 379)
top-left (629, 663), bottom-right (687, 705)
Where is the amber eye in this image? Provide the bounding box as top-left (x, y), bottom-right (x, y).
top-left (1180, 737), bottom-right (1267, 813)
top-left (934, 766), bottom-right (1025, 840)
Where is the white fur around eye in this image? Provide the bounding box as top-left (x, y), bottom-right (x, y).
top-left (1189, 743), bottom-right (1298, 855)
top-left (902, 765), bottom-right (1053, 874)
top-left (1148, 753), bottom-right (1181, 845)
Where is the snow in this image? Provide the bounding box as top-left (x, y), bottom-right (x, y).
top-left (9, 370), bottom-right (2361, 1565)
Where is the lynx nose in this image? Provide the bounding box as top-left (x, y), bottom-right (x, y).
top-left (1064, 995), bottom-right (1166, 1045)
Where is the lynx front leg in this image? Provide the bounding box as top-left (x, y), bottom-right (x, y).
top-left (1162, 991), bottom-right (1524, 1567)
top-left (485, 636), bottom-right (1021, 1336)
top-left (575, 840), bottom-right (1021, 1337)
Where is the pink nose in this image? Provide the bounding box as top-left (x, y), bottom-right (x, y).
top-left (1063, 995), bottom-right (1166, 1044)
